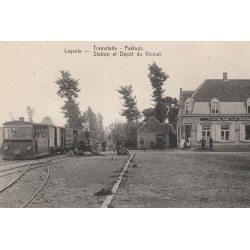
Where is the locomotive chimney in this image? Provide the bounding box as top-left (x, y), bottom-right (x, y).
top-left (223, 72), bottom-right (228, 80)
top-left (19, 117), bottom-right (25, 121)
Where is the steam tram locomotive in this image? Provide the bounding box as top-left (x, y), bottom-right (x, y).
top-left (2, 118), bottom-right (95, 160)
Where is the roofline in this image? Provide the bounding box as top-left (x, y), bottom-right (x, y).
top-left (191, 79), bottom-right (207, 99)
top-left (137, 116), bottom-right (163, 132)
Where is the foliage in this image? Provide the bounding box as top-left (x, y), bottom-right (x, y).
top-left (142, 62), bottom-right (179, 126)
top-left (55, 70), bottom-right (84, 129)
top-left (164, 97), bottom-right (179, 127)
top-left (97, 113), bottom-right (105, 141)
top-left (41, 116), bottom-right (54, 125)
top-left (84, 106), bottom-right (98, 135)
top-left (55, 70), bottom-right (80, 100)
top-left (109, 121), bottom-right (139, 148)
top-left (62, 100), bottom-right (85, 129)
top-left (117, 85), bottom-right (141, 123)
top-left (142, 97), bottom-right (179, 127)
top-left (26, 106), bottom-right (35, 122)
top-left (147, 62), bottom-right (169, 123)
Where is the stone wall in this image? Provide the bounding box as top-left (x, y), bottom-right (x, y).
top-left (137, 132), bottom-right (169, 149)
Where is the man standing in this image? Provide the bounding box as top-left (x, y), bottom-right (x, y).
top-left (102, 141), bottom-right (107, 152)
top-left (139, 138), bottom-right (145, 151)
top-left (200, 137), bottom-right (206, 150)
top-left (209, 137), bottom-right (214, 151)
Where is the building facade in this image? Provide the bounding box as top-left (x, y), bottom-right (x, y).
top-left (137, 116), bottom-right (169, 149)
top-left (177, 73), bottom-right (250, 151)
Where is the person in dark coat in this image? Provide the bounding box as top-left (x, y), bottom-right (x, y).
top-left (200, 137), bottom-right (206, 150)
top-left (79, 139), bottom-right (85, 156)
top-left (209, 137), bottom-right (214, 151)
top-left (139, 138), bottom-right (145, 151)
top-left (102, 141), bottom-right (107, 152)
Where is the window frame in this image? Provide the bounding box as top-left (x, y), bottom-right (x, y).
top-left (210, 98), bottom-right (220, 114)
top-left (220, 125), bottom-right (230, 141)
top-left (246, 99), bottom-right (250, 114)
top-left (201, 124), bottom-right (211, 141)
top-left (245, 125), bottom-right (250, 141)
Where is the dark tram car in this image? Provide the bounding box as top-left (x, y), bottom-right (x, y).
top-left (48, 126), bottom-right (66, 153)
top-left (2, 119), bottom-right (51, 160)
top-left (65, 128), bottom-right (79, 150)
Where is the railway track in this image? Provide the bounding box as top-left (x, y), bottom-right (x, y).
top-left (0, 156), bottom-right (66, 208)
top-left (0, 155), bottom-right (66, 174)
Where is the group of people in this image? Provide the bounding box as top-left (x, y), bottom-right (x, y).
top-left (180, 136), bottom-right (214, 151)
top-left (68, 138), bottom-right (101, 157)
top-left (67, 138), bottom-right (129, 159)
top-left (200, 136), bottom-right (213, 151)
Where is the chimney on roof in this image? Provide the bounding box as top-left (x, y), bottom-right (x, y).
top-left (19, 117), bottom-right (25, 122)
top-left (223, 72), bottom-right (227, 80)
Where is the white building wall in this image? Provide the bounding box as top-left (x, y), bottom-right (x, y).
top-left (193, 102), bottom-right (210, 114)
top-left (220, 102), bottom-right (246, 114)
top-left (193, 102), bottom-right (247, 114)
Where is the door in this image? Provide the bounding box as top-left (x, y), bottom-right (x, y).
top-left (156, 134), bottom-right (165, 149)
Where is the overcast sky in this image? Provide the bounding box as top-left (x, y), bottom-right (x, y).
top-left (1, 41), bottom-right (250, 127)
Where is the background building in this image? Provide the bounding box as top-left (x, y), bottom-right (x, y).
top-left (137, 116), bottom-right (169, 149)
top-left (177, 72), bottom-right (250, 151)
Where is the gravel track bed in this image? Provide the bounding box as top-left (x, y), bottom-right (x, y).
top-left (0, 166), bottom-right (48, 208)
top-left (27, 154), bottom-right (130, 208)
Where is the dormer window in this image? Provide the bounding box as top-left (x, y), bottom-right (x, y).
top-left (211, 98), bottom-right (220, 114)
top-left (185, 102), bottom-right (192, 114)
top-left (184, 98), bottom-right (194, 114)
top-left (246, 98), bottom-right (250, 114)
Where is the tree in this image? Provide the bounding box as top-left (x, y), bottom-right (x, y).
top-left (109, 121), bottom-right (140, 148)
top-left (142, 108), bottom-right (155, 122)
top-left (26, 105), bottom-right (35, 122)
top-left (55, 70), bottom-right (84, 129)
top-left (85, 106), bottom-right (98, 135)
top-left (163, 97), bottom-right (179, 127)
top-left (55, 70), bottom-right (81, 100)
top-left (146, 62), bottom-right (169, 123)
top-left (41, 116), bottom-right (54, 125)
top-left (117, 85), bottom-right (141, 123)
top-left (97, 113), bottom-right (105, 141)
top-left (142, 97), bottom-right (179, 127)
top-left (62, 100), bottom-right (85, 129)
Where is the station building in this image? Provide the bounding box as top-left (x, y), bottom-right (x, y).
top-left (177, 73), bottom-right (250, 151)
top-left (137, 116), bottom-right (170, 149)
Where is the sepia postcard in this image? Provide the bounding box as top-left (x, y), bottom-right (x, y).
top-left (0, 41), bottom-right (250, 208)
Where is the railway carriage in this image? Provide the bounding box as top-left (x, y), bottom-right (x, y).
top-left (2, 117), bottom-right (95, 160)
top-left (2, 119), bottom-right (51, 159)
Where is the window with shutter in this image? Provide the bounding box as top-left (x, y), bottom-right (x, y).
top-left (201, 125), bottom-right (211, 141)
top-left (221, 125), bottom-right (230, 141)
top-left (245, 125), bottom-right (250, 140)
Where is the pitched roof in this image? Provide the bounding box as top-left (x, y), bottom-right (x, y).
top-left (183, 91), bottom-right (194, 102)
top-left (192, 79), bottom-right (250, 102)
top-left (138, 116), bottom-right (168, 134)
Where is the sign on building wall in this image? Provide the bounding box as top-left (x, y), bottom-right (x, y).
top-left (200, 117), bottom-right (250, 121)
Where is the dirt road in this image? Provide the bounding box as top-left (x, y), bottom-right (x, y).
top-left (111, 150), bottom-right (250, 207)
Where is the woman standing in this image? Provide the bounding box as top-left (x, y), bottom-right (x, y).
top-left (180, 138), bottom-right (185, 150)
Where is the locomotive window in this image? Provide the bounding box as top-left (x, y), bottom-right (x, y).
top-left (35, 126), bottom-right (48, 138)
top-left (4, 127), bottom-right (32, 139)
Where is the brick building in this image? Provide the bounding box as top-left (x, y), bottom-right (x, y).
top-left (177, 72), bottom-right (250, 151)
top-left (137, 116), bottom-right (169, 149)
